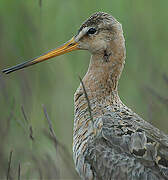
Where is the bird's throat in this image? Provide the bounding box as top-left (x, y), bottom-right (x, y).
top-left (74, 52), bottom-right (125, 121)
top-left (83, 53), bottom-right (124, 100)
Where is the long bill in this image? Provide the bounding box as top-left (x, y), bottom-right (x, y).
top-left (2, 37), bottom-right (79, 74)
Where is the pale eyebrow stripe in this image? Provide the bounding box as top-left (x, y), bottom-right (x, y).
top-left (75, 27), bottom-right (89, 41)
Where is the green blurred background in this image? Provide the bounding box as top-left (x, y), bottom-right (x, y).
top-left (0, 0), bottom-right (168, 179)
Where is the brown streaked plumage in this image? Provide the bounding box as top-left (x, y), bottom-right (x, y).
top-left (2, 12), bottom-right (168, 180)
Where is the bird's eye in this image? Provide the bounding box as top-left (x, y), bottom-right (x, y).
top-left (87, 27), bottom-right (97, 35)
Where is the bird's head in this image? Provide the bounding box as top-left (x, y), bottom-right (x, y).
top-left (2, 12), bottom-right (125, 74)
top-left (76, 12), bottom-right (124, 55)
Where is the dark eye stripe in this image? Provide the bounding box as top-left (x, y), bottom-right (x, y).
top-left (87, 27), bottom-right (97, 35)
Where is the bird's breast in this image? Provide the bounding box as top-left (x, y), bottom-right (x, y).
top-left (73, 84), bottom-right (116, 179)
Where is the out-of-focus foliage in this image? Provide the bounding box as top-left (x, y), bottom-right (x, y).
top-left (0, 0), bottom-right (168, 179)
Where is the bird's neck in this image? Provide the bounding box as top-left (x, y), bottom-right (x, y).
top-left (82, 50), bottom-right (125, 101)
top-left (74, 34), bottom-right (126, 119)
top-left (82, 32), bottom-right (126, 102)
top-left (74, 53), bottom-right (125, 125)
top-left (73, 45), bottom-right (126, 162)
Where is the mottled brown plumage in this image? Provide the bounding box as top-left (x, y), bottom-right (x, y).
top-left (73, 12), bottom-right (168, 180)
top-left (2, 12), bottom-right (168, 180)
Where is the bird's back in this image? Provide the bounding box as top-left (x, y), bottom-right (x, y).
top-left (73, 87), bottom-right (168, 180)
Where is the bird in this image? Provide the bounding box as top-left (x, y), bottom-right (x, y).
top-left (2, 12), bottom-right (168, 180)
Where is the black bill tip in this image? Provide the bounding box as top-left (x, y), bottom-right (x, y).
top-left (2, 60), bottom-right (35, 74)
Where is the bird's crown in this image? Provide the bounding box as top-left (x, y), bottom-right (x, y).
top-left (78, 12), bottom-right (118, 33)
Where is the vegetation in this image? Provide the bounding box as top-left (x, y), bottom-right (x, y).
top-left (0, 0), bottom-right (168, 179)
